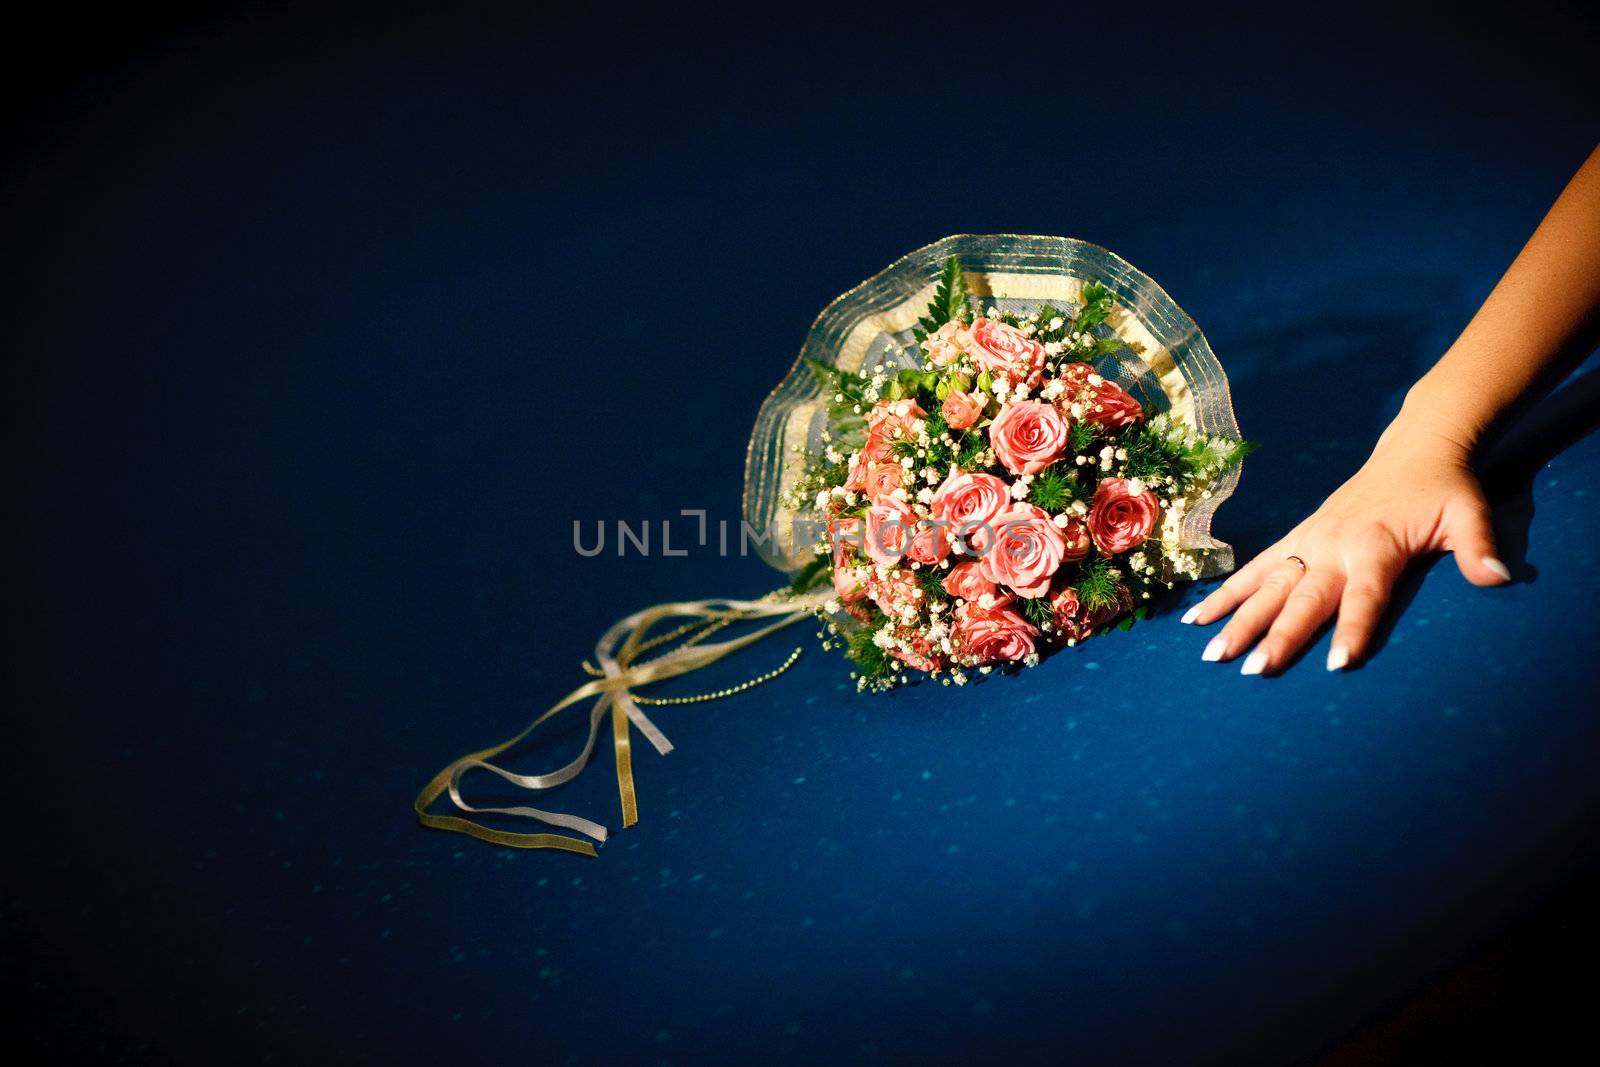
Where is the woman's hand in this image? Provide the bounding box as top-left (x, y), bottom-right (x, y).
top-left (1182, 411), bottom-right (1511, 674)
top-left (1184, 146), bottom-right (1600, 675)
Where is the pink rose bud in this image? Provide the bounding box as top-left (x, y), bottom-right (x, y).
top-left (941, 389), bottom-right (985, 430)
top-left (921, 320), bottom-right (970, 368)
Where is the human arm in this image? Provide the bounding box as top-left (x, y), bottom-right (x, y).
top-left (1185, 144), bottom-right (1600, 674)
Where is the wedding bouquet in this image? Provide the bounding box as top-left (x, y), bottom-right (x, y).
top-left (421, 235), bottom-right (1249, 854)
top-left (770, 253), bottom-right (1249, 690)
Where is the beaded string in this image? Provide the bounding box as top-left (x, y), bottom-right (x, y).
top-left (631, 645), bottom-right (804, 705)
top-left (579, 612), bottom-right (802, 703)
top-left (580, 616), bottom-right (732, 677)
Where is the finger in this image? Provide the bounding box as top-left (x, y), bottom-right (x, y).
top-left (1183, 542), bottom-right (1289, 625)
top-left (1240, 569), bottom-right (1344, 676)
top-left (1327, 552), bottom-right (1406, 669)
top-left (1443, 490), bottom-right (1511, 586)
top-left (1201, 558), bottom-right (1304, 663)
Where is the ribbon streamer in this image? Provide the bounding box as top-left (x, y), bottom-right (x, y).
top-left (414, 591), bottom-right (828, 856)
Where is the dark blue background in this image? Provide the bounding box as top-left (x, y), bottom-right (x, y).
top-left (5, 4), bottom-right (1598, 1063)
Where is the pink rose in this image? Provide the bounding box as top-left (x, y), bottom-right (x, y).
top-left (1087, 478), bottom-right (1160, 555)
top-left (828, 517), bottom-right (868, 605)
top-left (846, 400), bottom-right (925, 495)
top-left (1058, 517), bottom-right (1092, 563)
top-left (941, 560), bottom-right (997, 602)
top-left (967, 318), bottom-right (1045, 386)
top-left (907, 518), bottom-right (951, 566)
top-left (888, 628), bottom-right (945, 673)
top-left (1068, 584), bottom-right (1135, 639)
top-left (843, 439), bottom-right (890, 493)
top-left (1056, 363), bottom-right (1144, 430)
top-left (830, 516), bottom-right (863, 568)
top-left (891, 644), bottom-right (942, 673)
top-left (980, 503), bottom-right (1069, 598)
top-left (866, 398), bottom-right (926, 441)
top-left (953, 595), bottom-right (1038, 666)
top-left (921, 320), bottom-right (970, 368)
top-left (867, 566), bottom-right (919, 615)
top-left (1049, 585), bottom-right (1080, 632)
top-left (858, 461), bottom-right (906, 506)
top-left (941, 389), bottom-right (985, 430)
top-left (833, 563), bottom-right (869, 604)
top-left (988, 400), bottom-right (1070, 476)
top-left (864, 504), bottom-right (915, 565)
top-left (931, 470), bottom-right (1010, 548)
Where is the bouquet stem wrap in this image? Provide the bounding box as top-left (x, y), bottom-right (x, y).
top-left (415, 592), bottom-right (825, 855)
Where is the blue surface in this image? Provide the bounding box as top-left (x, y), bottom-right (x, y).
top-left (5, 5), bottom-right (1599, 1064)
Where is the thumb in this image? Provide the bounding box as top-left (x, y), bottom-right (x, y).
top-left (1444, 486), bottom-right (1511, 586)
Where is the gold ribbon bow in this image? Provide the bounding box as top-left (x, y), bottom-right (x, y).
top-left (414, 591), bottom-right (828, 856)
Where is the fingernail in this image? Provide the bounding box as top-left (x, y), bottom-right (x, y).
top-left (1201, 636), bottom-right (1227, 662)
top-left (1326, 645), bottom-right (1350, 672)
top-left (1482, 556), bottom-right (1512, 582)
top-left (1240, 649), bottom-right (1269, 676)
top-left (1180, 605), bottom-right (1202, 625)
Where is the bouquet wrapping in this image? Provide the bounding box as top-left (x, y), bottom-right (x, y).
top-left (748, 235), bottom-right (1246, 688)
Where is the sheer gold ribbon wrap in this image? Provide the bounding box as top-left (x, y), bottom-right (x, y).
top-left (414, 591), bottom-right (826, 856)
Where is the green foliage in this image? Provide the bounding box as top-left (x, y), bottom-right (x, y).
top-left (1118, 423), bottom-right (1189, 485)
top-left (955, 432), bottom-right (989, 471)
top-left (845, 615), bottom-right (892, 678)
top-left (916, 564), bottom-right (949, 605)
top-left (1020, 596), bottom-right (1056, 630)
top-left (1073, 555), bottom-right (1120, 612)
top-left (1068, 420), bottom-right (1099, 454)
top-left (805, 357), bottom-right (851, 396)
top-left (1087, 336), bottom-right (1128, 359)
top-left (807, 357), bottom-right (868, 443)
top-left (914, 256), bottom-right (974, 340)
top-left (1030, 304), bottom-right (1069, 344)
top-left (1029, 464), bottom-right (1078, 513)
top-left (934, 372), bottom-right (972, 402)
top-left (789, 555), bottom-right (832, 595)
top-left (922, 411), bottom-right (948, 440)
top-left (1074, 282), bottom-right (1118, 333)
top-left (1113, 420), bottom-right (1258, 487)
top-left (1224, 438), bottom-right (1260, 468)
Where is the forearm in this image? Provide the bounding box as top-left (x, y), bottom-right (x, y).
top-left (1395, 144), bottom-right (1600, 450)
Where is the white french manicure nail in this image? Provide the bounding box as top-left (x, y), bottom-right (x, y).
top-left (1326, 645), bottom-right (1350, 672)
top-left (1202, 637), bottom-right (1227, 662)
top-left (1482, 556), bottom-right (1512, 582)
top-left (1181, 605), bottom-right (1202, 625)
top-left (1240, 650), bottom-right (1269, 676)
